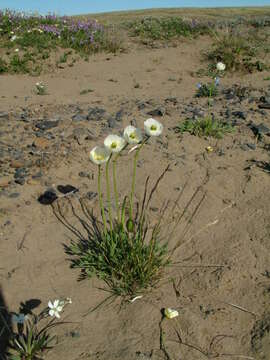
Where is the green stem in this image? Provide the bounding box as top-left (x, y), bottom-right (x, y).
top-left (113, 154), bottom-right (120, 223)
top-left (98, 165), bottom-right (107, 234)
top-left (106, 155), bottom-right (113, 234)
top-left (129, 140), bottom-right (147, 219)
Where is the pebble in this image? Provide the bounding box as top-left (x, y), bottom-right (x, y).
top-left (35, 120), bottom-right (59, 131)
top-left (9, 192), bottom-right (20, 198)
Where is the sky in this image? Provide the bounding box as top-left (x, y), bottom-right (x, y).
top-left (0, 0), bottom-right (270, 15)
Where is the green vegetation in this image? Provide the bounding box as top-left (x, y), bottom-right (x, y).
top-left (206, 31), bottom-right (269, 73)
top-left (125, 16), bottom-right (209, 40)
top-left (66, 217), bottom-right (170, 297)
top-left (175, 116), bottom-right (234, 139)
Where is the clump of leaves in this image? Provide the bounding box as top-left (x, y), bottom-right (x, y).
top-left (66, 210), bottom-right (170, 297)
top-left (80, 88), bottom-right (94, 95)
top-left (35, 82), bottom-right (47, 95)
top-left (0, 56), bottom-right (8, 73)
top-left (9, 54), bottom-right (29, 73)
top-left (196, 78), bottom-right (220, 98)
top-left (175, 116), bottom-right (234, 139)
top-left (206, 32), bottom-right (267, 73)
top-left (126, 16), bottom-right (209, 41)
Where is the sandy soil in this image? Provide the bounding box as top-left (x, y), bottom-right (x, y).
top-left (0, 32), bottom-right (270, 360)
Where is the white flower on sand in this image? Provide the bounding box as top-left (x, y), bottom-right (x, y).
top-left (164, 308), bottom-right (179, 319)
top-left (14, 48), bottom-right (19, 53)
top-left (104, 134), bottom-right (126, 153)
top-left (90, 146), bottom-right (111, 165)
top-left (124, 125), bottom-right (143, 144)
top-left (10, 35), bottom-right (17, 42)
top-left (216, 62), bottom-right (226, 71)
top-left (48, 299), bottom-right (63, 319)
top-left (144, 118), bottom-right (163, 137)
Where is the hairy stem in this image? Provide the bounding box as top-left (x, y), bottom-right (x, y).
top-left (129, 140), bottom-right (146, 219)
top-left (106, 155), bottom-right (113, 234)
top-left (113, 154), bottom-right (120, 222)
top-left (98, 165), bottom-right (107, 234)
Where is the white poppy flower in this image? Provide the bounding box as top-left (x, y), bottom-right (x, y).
top-left (216, 62), bottom-right (226, 71)
top-left (66, 297), bottom-right (72, 304)
top-left (90, 146), bottom-right (111, 165)
top-left (123, 125), bottom-right (143, 144)
top-left (144, 118), bottom-right (163, 136)
top-left (14, 48), bottom-right (19, 53)
top-left (48, 299), bottom-right (63, 319)
top-left (164, 308), bottom-right (179, 319)
top-left (104, 134), bottom-right (126, 153)
top-left (10, 35), bottom-right (17, 42)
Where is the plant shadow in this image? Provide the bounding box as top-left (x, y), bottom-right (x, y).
top-left (0, 287), bottom-right (11, 360)
top-left (0, 292), bottom-right (42, 359)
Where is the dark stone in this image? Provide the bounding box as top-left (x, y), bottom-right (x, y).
top-left (107, 117), bottom-right (117, 128)
top-left (232, 111), bottom-right (247, 120)
top-left (14, 168), bottom-right (27, 179)
top-left (57, 184), bottom-right (78, 195)
top-left (32, 172), bottom-right (43, 179)
top-left (79, 171), bottom-right (93, 179)
top-left (72, 113), bottom-right (88, 122)
top-left (247, 143), bottom-right (256, 150)
top-left (147, 107), bottom-right (166, 117)
top-left (9, 192), bottom-right (20, 198)
top-left (250, 123), bottom-right (270, 136)
top-left (85, 191), bottom-right (97, 201)
top-left (15, 178), bottom-right (25, 185)
top-left (115, 109), bottom-right (124, 122)
top-left (165, 97), bottom-right (178, 105)
top-left (87, 107), bottom-right (106, 121)
top-left (70, 331), bottom-right (80, 338)
top-left (259, 103), bottom-right (270, 109)
top-left (38, 191), bottom-right (58, 205)
top-left (137, 102), bottom-right (146, 110)
top-left (0, 112), bottom-right (9, 120)
top-left (35, 120), bottom-right (59, 131)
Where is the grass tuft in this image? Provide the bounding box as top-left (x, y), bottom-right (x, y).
top-left (175, 116), bottom-right (234, 139)
top-left (66, 217), bottom-right (170, 297)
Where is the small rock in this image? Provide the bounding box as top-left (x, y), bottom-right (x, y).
top-left (72, 113), bottom-right (88, 122)
top-left (0, 112), bottom-right (9, 120)
top-left (15, 178), bottom-right (25, 185)
top-left (250, 123), bottom-right (270, 136)
top-left (35, 120), bottom-right (59, 131)
top-left (9, 192), bottom-right (20, 198)
top-left (85, 191), bottom-right (97, 201)
top-left (115, 109), bottom-right (124, 122)
top-left (232, 111), bottom-right (247, 120)
top-left (38, 191), bottom-right (58, 205)
top-left (258, 103), bottom-right (270, 110)
top-left (107, 117), bottom-right (117, 128)
top-left (57, 184), bottom-right (78, 195)
top-left (147, 107), bottom-right (166, 117)
top-left (70, 331), bottom-right (80, 338)
top-left (87, 107), bottom-right (106, 121)
top-left (247, 143), bottom-right (256, 150)
top-left (14, 168), bottom-right (27, 179)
